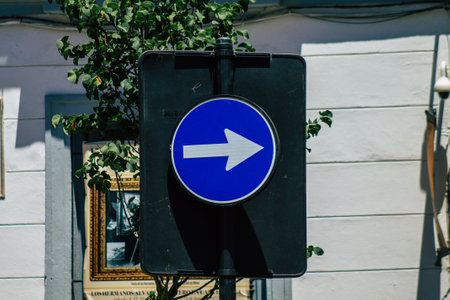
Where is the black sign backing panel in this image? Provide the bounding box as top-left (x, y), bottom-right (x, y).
top-left (139, 51), bottom-right (306, 277)
top-left (139, 52), bottom-right (219, 275)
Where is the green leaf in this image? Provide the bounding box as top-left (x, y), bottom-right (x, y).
top-left (168, 12), bottom-right (176, 22)
top-left (81, 6), bottom-right (91, 17)
top-left (124, 6), bottom-right (134, 21)
top-left (56, 38), bottom-right (64, 51)
top-left (136, 9), bottom-right (149, 18)
top-left (74, 168), bottom-right (83, 179)
top-left (237, 29), bottom-right (249, 39)
top-left (67, 69), bottom-right (78, 83)
top-left (195, 10), bottom-right (205, 23)
top-left (305, 119), bottom-right (321, 139)
top-left (51, 114), bottom-right (63, 128)
top-left (141, 1), bottom-right (154, 9)
top-left (120, 79), bottom-right (133, 92)
top-left (131, 37), bottom-right (141, 50)
top-left (217, 11), bottom-right (228, 20)
top-left (306, 245), bottom-right (313, 258)
top-left (82, 74), bottom-right (92, 87)
top-left (313, 247), bottom-right (324, 256)
top-left (306, 245), bottom-right (324, 258)
top-left (107, 142), bottom-right (120, 154)
top-left (117, 21), bottom-right (130, 32)
top-left (319, 110), bottom-right (333, 127)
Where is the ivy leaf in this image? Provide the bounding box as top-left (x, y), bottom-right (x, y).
top-left (306, 245), bottom-right (324, 258)
top-left (131, 36), bottom-right (141, 50)
top-left (237, 30), bottom-right (249, 39)
top-left (56, 38), bottom-right (64, 51)
top-left (313, 246), bottom-right (324, 256)
top-left (56, 35), bottom-right (69, 50)
top-left (217, 11), bottom-right (228, 20)
top-left (95, 77), bottom-right (102, 86)
top-left (51, 114), bottom-right (63, 129)
top-left (82, 74), bottom-right (92, 87)
top-left (319, 110), bottom-right (333, 127)
top-left (120, 78), bottom-right (133, 92)
top-left (117, 21), bottom-right (130, 32)
top-left (67, 69), bottom-right (78, 83)
top-left (195, 10), bottom-right (205, 23)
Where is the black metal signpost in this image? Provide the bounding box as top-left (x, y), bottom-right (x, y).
top-left (214, 38), bottom-right (237, 300)
top-left (139, 37), bottom-right (307, 300)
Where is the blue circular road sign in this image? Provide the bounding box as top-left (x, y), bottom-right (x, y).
top-left (171, 96), bottom-right (278, 205)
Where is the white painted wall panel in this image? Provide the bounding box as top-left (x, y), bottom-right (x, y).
top-left (0, 172), bottom-right (45, 224)
top-left (301, 36), bottom-right (435, 56)
top-left (437, 35), bottom-right (450, 70)
top-left (305, 52), bottom-right (433, 109)
top-left (2, 87), bottom-right (20, 119)
top-left (0, 278), bottom-right (44, 300)
top-left (4, 119), bottom-right (45, 172)
top-left (243, 10), bottom-right (450, 53)
top-left (306, 107), bottom-right (427, 163)
top-left (0, 24), bottom-right (87, 67)
top-left (307, 161), bottom-right (427, 217)
top-left (0, 225), bottom-right (44, 277)
top-left (293, 269), bottom-right (441, 300)
top-left (306, 215), bottom-right (424, 271)
top-left (0, 66), bottom-right (85, 119)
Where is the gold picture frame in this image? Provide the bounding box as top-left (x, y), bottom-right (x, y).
top-left (89, 177), bottom-right (152, 281)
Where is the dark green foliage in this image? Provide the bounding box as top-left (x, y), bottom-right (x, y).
top-left (306, 110), bottom-right (333, 152)
top-left (306, 245), bottom-right (324, 258)
top-left (306, 110), bottom-right (333, 140)
top-left (77, 141), bottom-right (139, 192)
top-left (50, 0), bottom-right (253, 190)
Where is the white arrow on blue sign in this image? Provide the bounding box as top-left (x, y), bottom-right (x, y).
top-left (171, 96), bottom-right (278, 205)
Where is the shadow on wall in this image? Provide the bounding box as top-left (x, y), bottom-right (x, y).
top-left (417, 29), bottom-right (448, 299)
top-left (0, 66), bottom-right (84, 149)
top-left (1, 87), bottom-right (44, 159)
top-left (417, 126), bottom-right (447, 300)
top-left (246, 8), bottom-right (450, 53)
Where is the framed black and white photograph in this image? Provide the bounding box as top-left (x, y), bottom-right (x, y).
top-left (89, 177), bottom-right (151, 281)
top-left (105, 190), bottom-right (140, 268)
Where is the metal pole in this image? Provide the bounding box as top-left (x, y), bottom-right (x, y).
top-left (214, 37), bottom-right (236, 300)
top-left (219, 207), bottom-right (236, 300)
top-left (214, 37), bottom-right (234, 95)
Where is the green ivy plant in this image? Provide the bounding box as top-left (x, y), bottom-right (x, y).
top-left (306, 110), bottom-right (333, 152)
top-left (49, 0), bottom-right (330, 298)
top-left (51, 0), bottom-right (254, 197)
top-left (306, 245), bottom-right (324, 258)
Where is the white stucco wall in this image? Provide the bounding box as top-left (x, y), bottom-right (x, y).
top-left (241, 8), bottom-right (450, 300)
top-left (0, 23), bottom-right (85, 300)
top-left (0, 6), bottom-right (449, 300)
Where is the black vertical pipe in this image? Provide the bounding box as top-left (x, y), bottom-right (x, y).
top-left (214, 37), bottom-right (236, 300)
top-left (214, 37), bottom-right (234, 95)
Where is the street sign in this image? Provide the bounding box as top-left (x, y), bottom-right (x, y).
top-left (139, 50), bottom-right (306, 278)
top-left (171, 96), bottom-right (278, 205)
